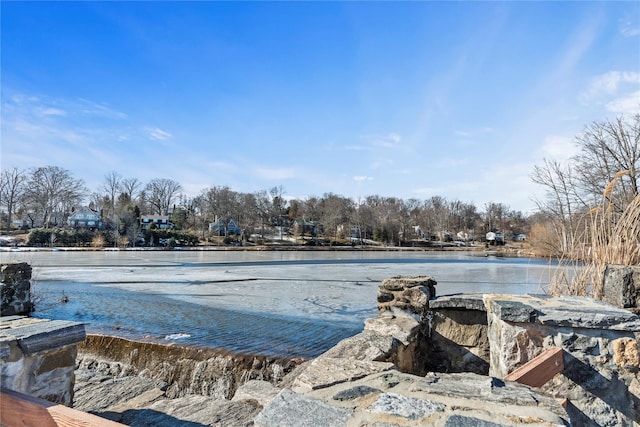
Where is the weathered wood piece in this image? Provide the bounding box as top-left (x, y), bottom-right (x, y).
top-left (504, 347), bottom-right (564, 388)
top-left (0, 388), bottom-right (126, 427)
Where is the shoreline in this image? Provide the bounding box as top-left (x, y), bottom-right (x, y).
top-left (1, 243), bottom-right (538, 258)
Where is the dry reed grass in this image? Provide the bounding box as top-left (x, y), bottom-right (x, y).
top-left (547, 172), bottom-right (640, 298)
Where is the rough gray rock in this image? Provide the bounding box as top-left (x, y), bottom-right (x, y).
top-left (320, 331), bottom-right (397, 361)
top-left (442, 414), bottom-right (509, 427)
top-left (428, 293), bottom-right (486, 311)
top-left (254, 389), bottom-right (352, 427)
top-left (302, 370), bottom-right (569, 426)
top-left (364, 314), bottom-right (420, 346)
top-left (377, 276), bottom-right (436, 315)
top-left (124, 396), bottom-right (262, 427)
top-left (486, 299), bottom-right (537, 323)
top-left (1, 262), bottom-right (32, 316)
top-left (602, 264), bottom-right (640, 311)
top-left (291, 357), bottom-right (396, 393)
top-left (486, 294), bottom-right (640, 330)
top-left (231, 379), bottom-right (279, 406)
top-left (331, 385), bottom-right (380, 401)
top-left (73, 376), bottom-right (167, 412)
top-left (366, 392), bottom-right (445, 420)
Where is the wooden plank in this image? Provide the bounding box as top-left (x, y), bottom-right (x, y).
top-left (504, 347), bottom-right (564, 388)
top-left (0, 389), bottom-right (125, 427)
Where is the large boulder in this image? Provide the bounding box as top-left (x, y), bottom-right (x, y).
top-left (602, 264), bottom-right (640, 313)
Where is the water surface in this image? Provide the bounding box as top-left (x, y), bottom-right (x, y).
top-left (3, 249), bottom-right (559, 358)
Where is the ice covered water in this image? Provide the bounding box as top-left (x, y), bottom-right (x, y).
top-left (2, 250), bottom-right (561, 358)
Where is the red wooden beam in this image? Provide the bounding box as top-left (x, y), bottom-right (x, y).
top-left (0, 388), bottom-right (125, 427)
top-left (504, 347), bottom-right (564, 388)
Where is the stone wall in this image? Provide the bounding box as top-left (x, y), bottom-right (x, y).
top-left (1, 262), bottom-right (32, 316)
top-left (1, 262), bottom-right (86, 406)
top-left (485, 294), bottom-right (640, 427)
top-left (0, 316), bottom-right (86, 405)
top-left (299, 277), bottom-right (640, 426)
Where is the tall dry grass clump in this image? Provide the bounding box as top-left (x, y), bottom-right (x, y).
top-left (91, 233), bottom-right (106, 248)
top-left (547, 171), bottom-right (640, 297)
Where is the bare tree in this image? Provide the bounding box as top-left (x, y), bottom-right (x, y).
top-left (319, 193), bottom-right (354, 241)
top-left (198, 185), bottom-right (242, 234)
top-left (121, 177), bottom-right (142, 202)
top-left (101, 171), bottom-right (122, 219)
top-left (531, 159), bottom-right (582, 254)
top-left (144, 178), bottom-right (183, 215)
top-left (573, 114), bottom-right (639, 210)
top-left (423, 196), bottom-right (449, 239)
top-left (23, 166), bottom-right (87, 228)
top-left (269, 185), bottom-right (287, 226)
top-left (0, 167), bottom-right (27, 230)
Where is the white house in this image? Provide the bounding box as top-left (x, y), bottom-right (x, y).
top-left (140, 215), bottom-right (174, 230)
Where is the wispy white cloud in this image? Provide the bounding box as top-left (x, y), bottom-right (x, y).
top-left (35, 107), bottom-right (67, 117)
top-left (539, 135), bottom-right (578, 162)
top-left (1, 91), bottom-right (165, 189)
top-left (619, 14), bottom-right (640, 37)
top-left (580, 71), bottom-right (640, 116)
top-left (583, 71), bottom-right (640, 99)
top-left (349, 132), bottom-right (402, 150)
top-left (77, 98), bottom-right (128, 120)
top-left (145, 126), bottom-right (173, 140)
top-left (606, 91), bottom-right (640, 115)
top-left (353, 175), bottom-right (373, 182)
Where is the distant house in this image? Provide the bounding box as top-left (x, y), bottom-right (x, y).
top-left (486, 231), bottom-right (505, 245)
top-left (294, 220), bottom-right (323, 237)
top-left (414, 226), bottom-right (427, 239)
top-left (140, 215), bottom-right (174, 230)
top-left (209, 218), bottom-right (241, 236)
top-left (67, 207), bottom-right (104, 230)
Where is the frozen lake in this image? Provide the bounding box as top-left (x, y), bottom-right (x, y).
top-left (2, 249), bottom-right (560, 358)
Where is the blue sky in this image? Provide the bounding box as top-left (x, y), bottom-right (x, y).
top-left (2, 1), bottom-right (639, 213)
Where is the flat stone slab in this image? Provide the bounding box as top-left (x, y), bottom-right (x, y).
top-left (429, 294), bottom-right (487, 311)
top-left (484, 294), bottom-right (640, 331)
top-left (0, 316), bottom-right (86, 356)
top-left (291, 357), bottom-right (396, 393)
